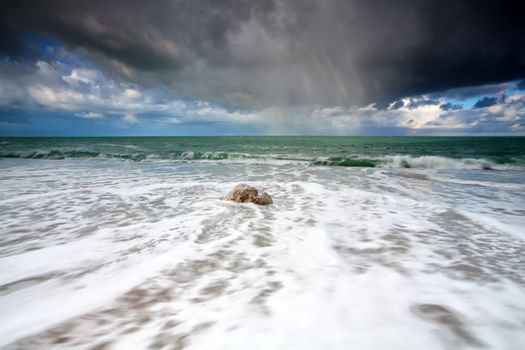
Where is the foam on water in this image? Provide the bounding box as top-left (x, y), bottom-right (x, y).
top-left (0, 159), bottom-right (524, 349)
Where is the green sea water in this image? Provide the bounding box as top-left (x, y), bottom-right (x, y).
top-left (1, 136), bottom-right (524, 168)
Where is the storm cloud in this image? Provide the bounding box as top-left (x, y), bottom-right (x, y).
top-left (1, 0), bottom-right (525, 109)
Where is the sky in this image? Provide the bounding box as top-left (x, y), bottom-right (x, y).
top-left (0, 0), bottom-right (524, 136)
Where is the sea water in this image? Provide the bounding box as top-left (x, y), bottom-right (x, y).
top-left (0, 137), bottom-right (524, 349)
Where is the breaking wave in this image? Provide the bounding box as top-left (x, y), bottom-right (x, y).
top-left (378, 155), bottom-right (508, 170)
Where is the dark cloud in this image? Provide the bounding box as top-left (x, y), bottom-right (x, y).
top-left (473, 94), bottom-right (507, 108)
top-left (390, 100), bottom-right (405, 109)
top-left (1, 0), bottom-right (525, 109)
top-left (406, 98), bottom-right (439, 109)
top-left (373, 101), bottom-right (391, 110)
top-left (473, 96), bottom-right (498, 108)
top-left (0, 22), bottom-right (25, 58)
top-left (440, 102), bottom-right (462, 111)
top-left (430, 82), bottom-right (512, 101)
top-left (424, 120), bottom-right (443, 126)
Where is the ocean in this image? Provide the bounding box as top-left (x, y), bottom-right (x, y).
top-left (0, 136), bottom-right (524, 349)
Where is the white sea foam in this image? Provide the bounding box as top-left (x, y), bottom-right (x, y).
top-left (0, 159), bottom-right (524, 349)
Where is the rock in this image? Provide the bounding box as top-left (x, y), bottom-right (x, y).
top-left (223, 184), bottom-right (273, 205)
top-left (252, 191), bottom-right (273, 205)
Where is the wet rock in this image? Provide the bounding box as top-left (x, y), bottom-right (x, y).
top-left (223, 184), bottom-right (273, 205)
top-left (253, 191), bottom-right (273, 205)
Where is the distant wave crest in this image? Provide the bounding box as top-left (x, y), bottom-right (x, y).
top-left (0, 149), bottom-right (520, 170)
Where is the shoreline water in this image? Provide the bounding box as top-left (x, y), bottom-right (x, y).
top-left (1, 138), bottom-right (524, 349)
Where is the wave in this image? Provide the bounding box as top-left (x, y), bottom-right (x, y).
top-left (0, 149), bottom-right (521, 170)
top-left (0, 150), bottom-right (268, 162)
top-left (312, 155), bottom-right (519, 170)
top-left (0, 150), bottom-right (103, 160)
top-left (312, 157), bottom-right (377, 167)
top-left (379, 155), bottom-right (504, 170)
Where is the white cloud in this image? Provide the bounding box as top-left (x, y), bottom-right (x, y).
top-left (123, 113), bottom-right (139, 124)
top-left (28, 84), bottom-right (101, 110)
top-left (62, 68), bottom-right (100, 86)
top-left (76, 112), bottom-right (104, 119)
top-left (123, 88), bottom-right (141, 100)
top-left (35, 61), bottom-right (56, 78)
top-left (165, 117), bottom-right (181, 124)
